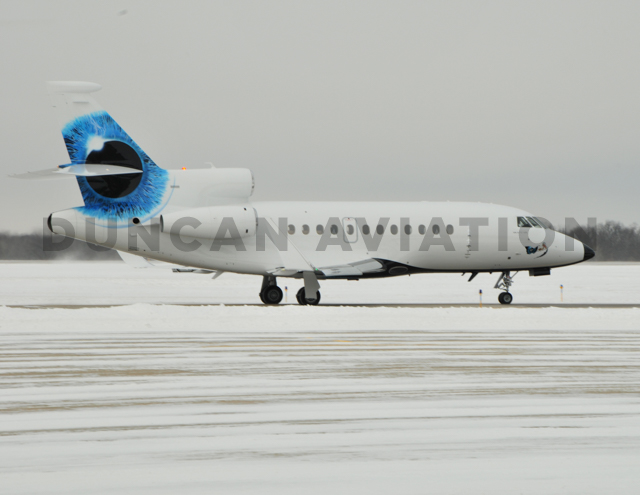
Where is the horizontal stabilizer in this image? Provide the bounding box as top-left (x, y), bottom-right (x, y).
top-left (11, 164), bottom-right (143, 180)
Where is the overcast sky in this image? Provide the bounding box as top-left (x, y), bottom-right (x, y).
top-left (1, 0), bottom-right (639, 233)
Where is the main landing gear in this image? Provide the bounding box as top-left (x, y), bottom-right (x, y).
top-left (259, 275), bottom-right (283, 305)
top-left (259, 274), bottom-right (322, 305)
top-left (494, 271), bottom-right (517, 305)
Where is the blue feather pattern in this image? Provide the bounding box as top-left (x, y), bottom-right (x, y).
top-left (62, 111), bottom-right (169, 222)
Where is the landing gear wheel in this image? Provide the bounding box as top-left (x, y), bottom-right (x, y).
top-left (307, 293), bottom-right (321, 305)
top-left (261, 285), bottom-right (283, 305)
top-left (498, 292), bottom-right (513, 305)
top-left (296, 288), bottom-right (307, 305)
top-left (296, 287), bottom-right (321, 306)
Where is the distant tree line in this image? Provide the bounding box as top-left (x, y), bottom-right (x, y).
top-left (560, 221), bottom-right (640, 262)
top-left (0, 232), bottom-right (118, 260)
top-left (0, 221), bottom-right (638, 261)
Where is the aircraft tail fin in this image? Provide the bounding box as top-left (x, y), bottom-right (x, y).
top-left (47, 81), bottom-right (161, 170)
top-left (44, 82), bottom-right (170, 221)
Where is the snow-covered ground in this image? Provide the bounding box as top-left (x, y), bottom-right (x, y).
top-left (1, 262), bottom-right (639, 494)
top-left (1, 260), bottom-right (640, 306)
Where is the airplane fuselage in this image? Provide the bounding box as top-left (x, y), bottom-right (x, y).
top-left (51, 199), bottom-right (587, 279)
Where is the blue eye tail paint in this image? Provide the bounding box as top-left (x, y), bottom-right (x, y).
top-left (61, 111), bottom-right (169, 223)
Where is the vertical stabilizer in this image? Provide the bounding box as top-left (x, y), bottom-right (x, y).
top-left (46, 81), bottom-right (169, 222)
top-left (47, 81), bottom-right (105, 130)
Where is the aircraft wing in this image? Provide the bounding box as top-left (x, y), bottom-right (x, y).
top-left (269, 256), bottom-right (385, 278)
top-left (319, 259), bottom-right (386, 278)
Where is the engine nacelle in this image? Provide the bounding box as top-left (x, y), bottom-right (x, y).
top-left (202, 168), bottom-right (254, 199)
top-left (160, 205), bottom-right (257, 240)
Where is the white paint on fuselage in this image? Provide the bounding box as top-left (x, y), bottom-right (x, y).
top-left (249, 201), bottom-right (582, 274)
top-left (52, 201), bottom-right (586, 278)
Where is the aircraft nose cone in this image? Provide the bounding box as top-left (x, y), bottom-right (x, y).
top-left (583, 244), bottom-right (596, 261)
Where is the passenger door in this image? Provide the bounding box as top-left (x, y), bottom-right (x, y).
top-left (342, 217), bottom-right (358, 243)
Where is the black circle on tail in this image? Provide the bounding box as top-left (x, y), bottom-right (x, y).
top-left (86, 141), bottom-right (143, 198)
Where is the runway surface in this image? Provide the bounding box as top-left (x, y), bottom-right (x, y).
top-left (1, 262), bottom-right (639, 493)
top-left (1, 260), bottom-right (639, 306)
top-left (2, 314), bottom-right (640, 494)
top-left (6, 303), bottom-right (640, 309)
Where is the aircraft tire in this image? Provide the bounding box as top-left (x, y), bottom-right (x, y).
top-left (296, 288), bottom-right (321, 305)
top-left (296, 288), bottom-right (307, 305)
top-left (261, 286), bottom-right (283, 305)
top-left (306, 291), bottom-right (321, 305)
top-left (498, 292), bottom-right (513, 305)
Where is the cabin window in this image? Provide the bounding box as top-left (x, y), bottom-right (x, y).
top-left (330, 224), bottom-right (339, 235)
top-left (390, 225), bottom-right (398, 235)
top-left (346, 224), bottom-right (355, 235)
top-left (404, 224), bottom-right (412, 235)
top-left (362, 224), bottom-right (370, 235)
top-left (446, 224), bottom-right (454, 235)
top-left (316, 224), bottom-right (324, 234)
top-left (418, 225), bottom-right (426, 235)
top-left (376, 224), bottom-right (385, 235)
top-left (302, 224), bottom-right (310, 235)
top-left (432, 224), bottom-right (440, 235)
top-left (517, 216), bottom-right (532, 228)
top-left (288, 224), bottom-right (295, 235)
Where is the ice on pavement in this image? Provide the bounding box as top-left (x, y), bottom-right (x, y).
top-left (0, 262), bottom-right (639, 494)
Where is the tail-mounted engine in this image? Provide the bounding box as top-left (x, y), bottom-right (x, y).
top-left (160, 205), bottom-right (257, 240)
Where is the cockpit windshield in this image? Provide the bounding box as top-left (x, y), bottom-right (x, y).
top-left (526, 216), bottom-right (542, 228)
top-left (518, 216), bottom-right (550, 229)
top-left (517, 216), bottom-right (532, 228)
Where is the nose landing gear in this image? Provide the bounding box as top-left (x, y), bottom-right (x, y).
top-left (498, 292), bottom-right (513, 305)
top-left (494, 271), bottom-right (517, 305)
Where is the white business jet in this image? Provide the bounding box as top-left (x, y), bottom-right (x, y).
top-left (14, 82), bottom-right (595, 305)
